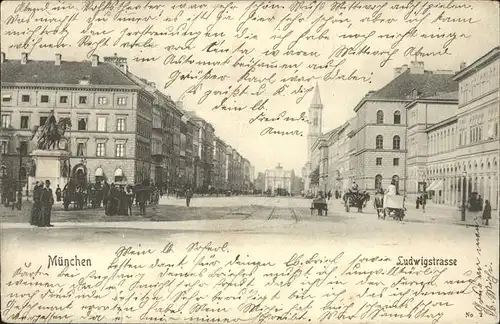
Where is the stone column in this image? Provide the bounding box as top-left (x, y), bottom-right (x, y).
top-left (452, 176), bottom-right (456, 206)
top-left (443, 177), bottom-right (447, 204)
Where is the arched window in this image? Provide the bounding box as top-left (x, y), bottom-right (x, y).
top-left (114, 168), bottom-right (124, 183)
top-left (376, 135), bottom-right (383, 149)
top-left (394, 111), bottom-right (401, 124)
top-left (313, 113), bottom-right (318, 126)
top-left (375, 174), bottom-right (382, 189)
top-left (393, 135), bottom-right (400, 150)
top-left (376, 110), bottom-right (384, 124)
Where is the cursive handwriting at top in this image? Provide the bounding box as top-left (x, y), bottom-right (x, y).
top-left (0, 0), bottom-right (485, 139)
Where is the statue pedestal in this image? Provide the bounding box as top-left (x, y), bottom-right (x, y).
top-left (30, 150), bottom-right (70, 198)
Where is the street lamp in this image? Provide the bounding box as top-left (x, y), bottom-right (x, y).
top-left (461, 170), bottom-right (467, 221)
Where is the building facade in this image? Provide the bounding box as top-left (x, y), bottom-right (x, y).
top-left (0, 52), bottom-right (154, 191)
top-left (0, 52), bottom-right (254, 195)
top-left (406, 91), bottom-right (459, 204)
top-left (264, 164), bottom-right (292, 194)
top-left (349, 60), bottom-right (458, 193)
top-left (453, 47), bottom-right (499, 210)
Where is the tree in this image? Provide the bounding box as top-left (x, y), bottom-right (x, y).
top-left (310, 166), bottom-right (320, 186)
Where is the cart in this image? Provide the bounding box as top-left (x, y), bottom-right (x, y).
top-left (310, 198), bottom-right (328, 216)
top-left (383, 195), bottom-right (406, 221)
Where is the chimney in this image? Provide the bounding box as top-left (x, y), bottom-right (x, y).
top-left (55, 53), bottom-right (61, 66)
top-left (21, 52), bottom-right (28, 64)
top-left (0, 52), bottom-right (5, 64)
top-left (410, 60), bottom-right (424, 74)
top-left (460, 61), bottom-right (467, 70)
top-left (394, 67), bottom-right (402, 78)
top-left (91, 54), bottom-right (99, 67)
top-left (176, 101), bottom-right (183, 109)
top-left (119, 63), bottom-right (127, 74)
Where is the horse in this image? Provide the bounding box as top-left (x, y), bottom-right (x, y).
top-left (31, 118), bottom-right (72, 150)
top-left (343, 189), bottom-right (370, 212)
top-left (374, 193), bottom-right (384, 219)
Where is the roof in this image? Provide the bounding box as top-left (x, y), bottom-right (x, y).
top-left (424, 91), bottom-right (458, 100)
top-left (370, 70), bottom-right (458, 100)
top-left (453, 46), bottom-right (500, 81)
top-left (1, 59), bottom-right (138, 86)
top-left (311, 82), bottom-right (322, 105)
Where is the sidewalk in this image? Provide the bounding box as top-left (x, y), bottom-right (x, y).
top-left (404, 203), bottom-right (498, 228)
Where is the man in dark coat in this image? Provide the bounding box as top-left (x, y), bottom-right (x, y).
top-left (30, 181), bottom-right (43, 226)
top-left (55, 185), bottom-right (62, 202)
top-left (40, 180), bottom-right (54, 227)
top-left (482, 200), bottom-right (491, 226)
top-left (136, 185), bottom-right (148, 216)
top-left (185, 188), bottom-right (193, 207)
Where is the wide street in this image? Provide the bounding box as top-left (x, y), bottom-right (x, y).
top-left (1, 195), bottom-right (497, 245)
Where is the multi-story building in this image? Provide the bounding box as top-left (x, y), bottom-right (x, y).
top-left (188, 112), bottom-right (214, 189)
top-left (225, 146), bottom-right (233, 190)
top-left (213, 136), bottom-right (227, 190)
top-left (242, 158), bottom-right (252, 192)
top-left (0, 52), bottom-right (154, 190)
top-left (190, 118), bottom-right (201, 188)
top-left (264, 163), bottom-right (292, 194)
top-left (255, 172), bottom-right (265, 193)
top-left (406, 91), bottom-right (459, 204)
top-left (348, 60), bottom-right (458, 193)
top-left (453, 47), bottom-right (499, 210)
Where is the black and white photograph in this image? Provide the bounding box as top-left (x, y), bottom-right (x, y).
top-left (0, 0), bottom-right (499, 323)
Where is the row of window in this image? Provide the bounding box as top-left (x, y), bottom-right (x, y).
top-left (75, 142), bottom-right (126, 157)
top-left (428, 127), bottom-right (456, 155)
top-left (376, 110), bottom-right (401, 124)
top-left (2, 94), bottom-right (128, 106)
top-left (0, 114), bottom-right (127, 132)
top-left (0, 140), bottom-right (28, 155)
top-left (459, 63), bottom-right (499, 105)
top-left (376, 157), bottom-right (400, 166)
top-left (375, 135), bottom-right (401, 150)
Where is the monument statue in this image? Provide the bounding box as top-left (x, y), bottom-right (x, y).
top-left (30, 110), bottom-right (72, 151)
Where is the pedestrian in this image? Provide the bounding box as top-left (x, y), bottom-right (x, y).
top-left (30, 182), bottom-right (43, 226)
top-left (421, 193), bottom-right (426, 211)
top-left (478, 195), bottom-right (483, 211)
top-left (126, 186), bottom-right (134, 216)
top-left (482, 200), bottom-right (491, 226)
top-left (7, 185), bottom-right (16, 210)
top-left (137, 186), bottom-right (147, 216)
top-left (55, 184), bottom-right (62, 202)
top-left (185, 188), bottom-right (193, 207)
top-left (118, 186), bottom-right (128, 216)
top-left (416, 196), bottom-right (420, 209)
top-left (40, 180), bottom-right (54, 227)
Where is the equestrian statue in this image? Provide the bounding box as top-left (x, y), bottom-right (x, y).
top-left (30, 110), bottom-right (72, 150)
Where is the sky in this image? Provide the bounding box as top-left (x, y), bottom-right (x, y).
top-left (1, 0), bottom-right (499, 176)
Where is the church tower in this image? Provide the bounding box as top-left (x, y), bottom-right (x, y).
top-left (304, 82), bottom-right (323, 192)
top-left (307, 82), bottom-right (323, 161)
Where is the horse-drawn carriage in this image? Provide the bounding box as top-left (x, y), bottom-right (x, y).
top-left (343, 189), bottom-right (370, 212)
top-left (310, 197), bottom-right (328, 216)
top-left (374, 193), bottom-right (406, 221)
